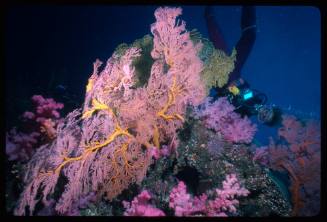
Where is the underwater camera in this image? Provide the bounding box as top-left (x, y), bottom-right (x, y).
top-left (229, 87), bottom-right (282, 126)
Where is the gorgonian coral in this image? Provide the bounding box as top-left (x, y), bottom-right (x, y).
top-left (15, 6), bottom-right (206, 215)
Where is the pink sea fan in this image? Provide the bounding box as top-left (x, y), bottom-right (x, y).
top-left (123, 190), bottom-right (165, 216)
top-left (148, 7), bottom-right (206, 146)
top-left (150, 6), bottom-right (205, 107)
top-left (278, 115), bottom-right (320, 156)
top-left (15, 6), bottom-right (207, 216)
top-left (195, 97), bottom-right (257, 144)
top-left (150, 7), bottom-right (184, 61)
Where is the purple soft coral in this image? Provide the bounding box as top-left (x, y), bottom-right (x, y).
top-left (6, 95), bottom-right (64, 162)
top-left (195, 97), bottom-right (257, 144)
top-left (25, 95), bottom-right (64, 123)
top-left (123, 190), bottom-right (165, 216)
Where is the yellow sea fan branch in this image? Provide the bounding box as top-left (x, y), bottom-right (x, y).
top-left (156, 76), bottom-right (185, 122)
top-left (153, 125), bottom-right (160, 148)
top-left (82, 98), bottom-right (114, 119)
top-left (86, 78), bottom-right (94, 93)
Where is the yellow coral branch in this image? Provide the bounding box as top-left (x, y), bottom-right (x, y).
top-left (86, 78), bottom-right (94, 93)
top-left (43, 100), bottom-right (134, 175)
top-left (50, 123), bottom-right (132, 175)
top-left (153, 125), bottom-right (160, 148)
top-left (82, 98), bottom-right (115, 119)
top-left (156, 76), bottom-right (185, 122)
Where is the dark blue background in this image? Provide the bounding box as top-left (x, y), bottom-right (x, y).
top-left (5, 5), bottom-right (321, 144)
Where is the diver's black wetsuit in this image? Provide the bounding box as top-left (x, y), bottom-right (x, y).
top-left (204, 6), bottom-right (282, 125)
top-left (204, 6), bottom-right (257, 87)
top-left (205, 6), bottom-right (262, 118)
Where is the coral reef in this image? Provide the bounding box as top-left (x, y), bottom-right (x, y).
top-left (174, 115), bottom-right (292, 216)
top-left (7, 6), bottom-right (319, 217)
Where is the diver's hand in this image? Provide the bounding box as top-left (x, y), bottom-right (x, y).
top-left (204, 6), bottom-right (215, 18)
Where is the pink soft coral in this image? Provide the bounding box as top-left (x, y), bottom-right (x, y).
top-left (22, 94), bottom-right (64, 139)
top-left (195, 97), bottom-right (257, 144)
top-left (206, 174), bottom-right (250, 216)
top-left (169, 180), bottom-right (200, 216)
top-left (25, 95), bottom-right (64, 123)
top-left (123, 190), bottom-right (165, 216)
top-left (169, 174), bottom-right (249, 216)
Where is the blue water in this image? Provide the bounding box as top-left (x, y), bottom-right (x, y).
top-left (5, 6), bottom-right (321, 145)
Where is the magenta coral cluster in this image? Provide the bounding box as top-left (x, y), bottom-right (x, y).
top-left (169, 174), bottom-right (249, 216)
top-left (195, 97), bottom-right (257, 144)
top-left (123, 190), bottom-right (165, 216)
top-left (23, 95), bottom-right (64, 122)
top-left (6, 95), bottom-right (64, 161)
top-left (121, 174), bottom-right (249, 217)
top-left (169, 180), bottom-right (207, 216)
top-left (23, 95), bottom-right (64, 140)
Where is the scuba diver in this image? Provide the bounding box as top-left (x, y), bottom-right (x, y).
top-left (204, 6), bottom-right (282, 126)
